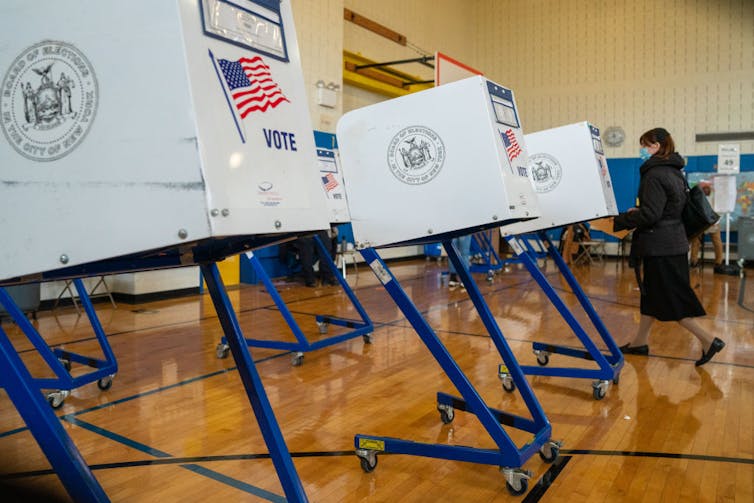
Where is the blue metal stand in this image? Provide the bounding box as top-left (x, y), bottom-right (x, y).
top-left (469, 230), bottom-right (504, 280)
top-left (354, 241), bottom-right (557, 496)
top-left (217, 234), bottom-right (373, 366)
top-left (201, 262), bottom-right (307, 502)
top-left (501, 231), bottom-right (624, 400)
top-left (1, 233), bottom-right (314, 502)
top-left (500, 232), bottom-right (549, 269)
top-left (0, 280), bottom-right (118, 409)
top-left (0, 313), bottom-right (109, 502)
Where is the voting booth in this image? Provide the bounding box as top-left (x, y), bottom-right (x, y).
top-left (494, 122), bottom-right (623, 400)
top-left (214, 131), bottom-right (373, 368)
top-left (0, 2), bottom-right (326, 502)
top-left (337, 75), bottom-right (540, 249)
top-left (0, 0), bottom-right (329, 283)
top-left (337, 77), bottom-right (558, 495)
top-left (316, 134), bottom-right (352, 223)
top-left (502, 122), bottom-right (617, 236)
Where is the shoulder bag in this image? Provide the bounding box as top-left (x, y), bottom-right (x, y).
top-left (682, 181), bottom-right (720, 240)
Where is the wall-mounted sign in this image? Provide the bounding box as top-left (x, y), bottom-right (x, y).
top-left (717, 143), bottom-right (740, 174)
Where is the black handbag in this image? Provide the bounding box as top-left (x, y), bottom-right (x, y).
top-left (682, 182), bottom-right (720, 240)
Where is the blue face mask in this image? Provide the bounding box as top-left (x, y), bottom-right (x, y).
top-left (639, 147), bottom-right (651, 161)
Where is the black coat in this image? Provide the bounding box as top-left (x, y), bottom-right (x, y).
top-left (614, 153), bottom-right (689, 257)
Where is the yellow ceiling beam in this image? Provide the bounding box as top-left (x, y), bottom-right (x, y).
top-left (343, 50), bottom-right (433, 98)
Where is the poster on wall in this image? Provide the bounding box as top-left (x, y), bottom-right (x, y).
top-left (713, 175), bottom-right (737, 214)
top-left (689, 172), bottom-right (754, 229)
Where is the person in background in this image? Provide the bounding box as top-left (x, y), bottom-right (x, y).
top-left (448, 234), bottom-right (472, 288)
top-left (613, 127), bottom-right (725, 366)
top-left (298, 229), bottom-right (337, 287)
top-left (689, 181), bottom-right (724, 272)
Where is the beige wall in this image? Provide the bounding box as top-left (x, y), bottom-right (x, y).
top-left (472, 0), bottom-right (754, 157)
top-left (291, 0), bottom-right (344, 132)
top-left (293, 0), bottom-right (753, 156)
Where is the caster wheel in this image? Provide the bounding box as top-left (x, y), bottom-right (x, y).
top-left (539, 442), bottom-right (560, 463)
top-left (506, 478), bottom-right (528, 496)
top-left (47, 391), bottom-right (68, 409)
top-left (438, 407), bottom-right (455, 424)
top-left (358, 453), bottom-right (377, 473)
top-left (363, 333), bottom-right (373, 344)
top-left (97, 376), bottom-right (114, 390)
top-left (291, 353), bottom-right (304, 366)
top-left (535, 353), bottom-right (550, 366)
top-left (593, 385), bottom-right (607, 400)
top-left (502, 378), bottom-right (515, 393)
top-left (216, 343), bottom-right (230, 359)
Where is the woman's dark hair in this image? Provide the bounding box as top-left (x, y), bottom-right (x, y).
top-left (639, 127), bottom-right (675, 158)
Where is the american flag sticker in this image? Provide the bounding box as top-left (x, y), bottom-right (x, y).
top-left (501, 129), bottom-right (523, 163)
top-left (322, 172), bottom-right (339, 192)
top-left (217, 56), bottom-right (290, 118)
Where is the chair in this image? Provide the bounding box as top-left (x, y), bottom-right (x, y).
top-left (573, 239), bottom-right (606, 265)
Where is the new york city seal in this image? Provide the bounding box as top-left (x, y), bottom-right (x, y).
top-left (387, 125), bottom-right (445, 185)
top-left (1, 41), bottom-right (98, 162)
top-left (529, 153), bottom-right (562, 193)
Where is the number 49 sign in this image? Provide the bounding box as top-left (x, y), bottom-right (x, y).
top-left (717, 144), bottom-right (740, 175)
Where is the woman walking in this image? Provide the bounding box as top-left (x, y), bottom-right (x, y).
top-left (614, 127), bottom-right (725, 366)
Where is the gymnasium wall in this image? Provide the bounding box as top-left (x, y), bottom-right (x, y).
top-left (472, 0), bottom-right (754, 158)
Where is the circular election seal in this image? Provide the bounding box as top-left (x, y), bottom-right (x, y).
top-left (529, 153), bottom-right (562, 193)
top-left (1, 41), bottom-right (98, 162)
top-left (387, 125), bottom-right (445, 185)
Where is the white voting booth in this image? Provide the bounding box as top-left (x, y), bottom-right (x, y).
top-left (0, 1), bottom-right (326, 502)
top-left (317, 143), bottom-right (351, 223)
top-left (0, 0), bottom-right (329, 283)
top-left (502, 122), bottom-right (618, 236)
top-left (494, 122), bottom-right (623, 400)
top-left (337, 77), bottom-right (558, 495)
top-left (338, 75), bottom-right (540, 248)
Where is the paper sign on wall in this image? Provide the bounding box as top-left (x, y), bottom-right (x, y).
top-left (713, 175), bottom-right (737, 214)
top-left (717, 144), bottom-right (740, 174)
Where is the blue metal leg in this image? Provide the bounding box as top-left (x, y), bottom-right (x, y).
top-left (356, 247), bottom-right (551, 471)
top-left (538, 231), bottom-right (623, 366)
top-left (201, 262), bottom-right (308, 503)
top-left (469, 231), bottom-right (504, 275)
top-left (444, 240), bottom-right (550, 429)
top-left (0, 282), bottom-right (117, 398)
top-left (0, 290), bottom-right (109, 503)
top-left (313, 234), bottom-right (373, 333)
top-left (220, 243), bottom-right (373, 361)
top-left (502, 233), bottom-right (623, 388)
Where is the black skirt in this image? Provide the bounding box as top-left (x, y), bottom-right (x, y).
top-left (640, 254), bottom-right (706, 321)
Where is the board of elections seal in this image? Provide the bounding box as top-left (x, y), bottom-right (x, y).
top-left (1, 41), bottom-right (98, 162)
top-left (529, 153), bottom-right (562, 193)
top-left (387, 125), bottom-right (445, 185)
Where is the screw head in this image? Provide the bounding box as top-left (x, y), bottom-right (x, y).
top-left (427, 228), bottom-right (433, 234)
top-left (221, 208), bottom-right (230, 217)
top-left (210, 209), bottom-right (219, 217)
top-left (492, 215), bottom-right (499, 221)
top-left (59, 254), bottom-right (69, 264)
top-left (178, 229), bottom-right (188, 239)
top-left (274, 220), bottom-right (282, 229)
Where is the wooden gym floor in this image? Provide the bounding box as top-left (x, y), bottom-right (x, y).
top-left (0, 256), bottom-right (752, 502)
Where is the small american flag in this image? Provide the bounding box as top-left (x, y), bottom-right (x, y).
top-left (502, 129), bottom-right (522, 162)
top-left (322, 173), bottom-right (339, 192)
top-left (217, 56), bottom-right (289, 119)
